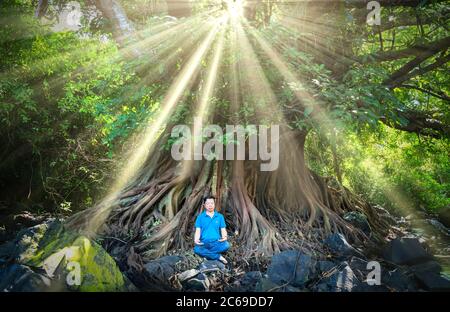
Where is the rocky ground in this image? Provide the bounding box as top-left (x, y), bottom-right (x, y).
top-left (0, 205), bottom-right (450, 292)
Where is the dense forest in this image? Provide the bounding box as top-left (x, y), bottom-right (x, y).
top-left (0, 0), bottom-right (449, 292)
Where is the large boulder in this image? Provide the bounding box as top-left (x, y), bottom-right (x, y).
top-left (267, 250), bottom-right (316, 288)
top-left (0, 220), bottom-right (127, 292)
top-left (382, 238), bottom-right (433, 265)
top-left (144, 255), bottom-right (184, 284)
top-left (414, 272), bottom-right (450, 291)
top-left (316, 260), bottom-right (336, 275)
top-left (409, 260), bottom-right (442, 275)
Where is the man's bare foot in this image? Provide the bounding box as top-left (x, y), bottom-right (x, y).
top-left (219, 256), bottom-right (228, 264)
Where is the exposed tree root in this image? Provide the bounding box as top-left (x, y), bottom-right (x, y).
top-left (66, 124), bottom-right (389, 268)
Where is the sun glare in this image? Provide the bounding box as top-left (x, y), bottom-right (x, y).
top-left (226, 0), bottom-right (243, 19)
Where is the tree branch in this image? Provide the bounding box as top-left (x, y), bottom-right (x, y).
top-left (379, 109), bottom-right (449, 139)
top-left (399, 84), bottom-right (450, 101)
top-left (361, 36), bottom-right (450, 63)
top-left (385, 52), bottom-right (450, 87)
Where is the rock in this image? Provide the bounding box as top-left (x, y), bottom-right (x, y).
top-left (283, 285), bottom-right (301, 292)
top-left (382, 238), bottom-right (433, 265)
top-left (427, 219), bottom-right (450, 235)
top-left (0, 263), bottom-right (52, 292)
top-left (374, 205), bottom-right (397, 225)
top-left (178, 269), bottom-right (200, 282)
top-left (317, 260), bottom-right (336, 274)
top-left (414, 272), bottom-right (450, 291)
top-left (144, 255), bottom-right (184, 283)
top-left (50, 236), bottom-right (126, 292)
top-left (160, 255), bottom-right (184, 266)
top-left (382, 268), bottom-right (416, 291)
top-left (197, 259), bottom-right (226, 273)
top-left (315, 265), bottom-right (358, 292)
top-left (0, 220), bottom-right (126, 292)
top-left (184, 273), bottom-right (210, 291)
top-left (123, 275), bottom-right (139, 292)
top-left (235, 271), bottom-right (262, 292)
top-left (348, 257), bottom-right (370, 281)
top-left (324, 233), bottom-right (363, 257)
top-left (410, 260), bottom-right (442, 275)
top-left (437, 206), bottom-right (450, 228)
top-left (344, 211), bottom-right (371, 235)
top-left (267, 250), bottom-right (316, 288)
top-left (256, 277), bottom-right (281, 292)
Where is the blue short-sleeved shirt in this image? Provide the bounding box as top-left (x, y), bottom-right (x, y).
top-left (195, 211), bottom-right (226, 243)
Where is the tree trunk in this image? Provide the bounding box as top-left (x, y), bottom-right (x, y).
top-left (166, 0), bottom-right (192, 18)
top-left (95, 0), bottom-right (141, 57)
top-left (35, 0), bottom-right (49, 18)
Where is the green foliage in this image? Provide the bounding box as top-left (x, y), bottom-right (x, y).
top-left (306, 126), bottom-right (450, 213)
top-left (0, 2), bottom-right (161, 212)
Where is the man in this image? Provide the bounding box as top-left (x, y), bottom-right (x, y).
top-left (193, 196), bottom-right (230, 264)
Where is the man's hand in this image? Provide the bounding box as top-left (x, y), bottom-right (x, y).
top-left (219, 228), bottom-right (228, 242)
top-left (194, 228), bottom-right (203, 245)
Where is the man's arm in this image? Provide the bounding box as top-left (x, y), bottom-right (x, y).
top-left (194, 227), bottom-right (203, 245)
top-left (218, 215), bottom-right (227, 242)
top-left (219, 227), bottom-right (227, 242)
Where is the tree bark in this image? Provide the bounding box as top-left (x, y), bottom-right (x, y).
top-left (166, 0), bottom-right (192, 18)
top-left (95, 0), bottom-right (141, 57)
top-left (35, 0), bottom-right (49, 18)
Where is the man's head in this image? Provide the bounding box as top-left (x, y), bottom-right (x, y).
top-left (203, 195), bottom-right (216, 213)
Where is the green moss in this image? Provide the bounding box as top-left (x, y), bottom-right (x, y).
top-left (68, 236), bottom-right (125, 292)
top-left (16, 221), bottom-right (125, 292)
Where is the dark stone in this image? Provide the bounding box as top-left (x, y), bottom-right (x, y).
top-left (254, 277), bottom-right (312, 292)
top-left (374, 205), bottom-right (397, 225)
top-left (0, 264), bottom-right (51, 292)
top-left (353, 283), bottom-right (390, 292)
top-left (0, 241), bottom-right (15, 262)
top-left (344, 212), bottom-right (371, 235)
top-left (317, 260), bottom-right (336, 274)
top-left (255, 277), bottom-right (282, 292)
top-left (410, 261), bottom-right (442, 275)
top-left (382, 268), bottom-right (416, 291)
top-left (324, 233), bottom-right (363, 257)
top-left (278, 285), bottom-right (301, 292)
top-left (427, 219), bottom-right (449, 235)
top-left (184, 273), bottom-right (209, 291)
top-left (382, 238), bottom-right (433, 265)
top-left (159, 255), bottom-right (184, 266)
top-left (236, 271), bottom-right (262, 292)
top-left (314, 265), bottom-right (358, 292)
top-left (198, 259), bottom-right (226, 273)
top-left (414, 272), bottom-right (450, 291)
top-left (348, 257), bottom-right (370, 281)
top-left (144, 255), bottom-right (184, 283)
top-left (267, 250), bottom-right (316, 288)
top-left (349, 257), bottom-right (368, 270)
top-left (437, 206), bottom-right (450, 228)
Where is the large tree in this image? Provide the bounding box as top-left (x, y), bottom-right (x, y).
top-left (60, 0), bottom-right (449, 266)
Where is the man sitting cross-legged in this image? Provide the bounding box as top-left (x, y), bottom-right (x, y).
top-left (193, 195), bottom-right (230, 264)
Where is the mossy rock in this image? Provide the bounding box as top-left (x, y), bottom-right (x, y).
top-left (7, 220), bottom-right (125, 292)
